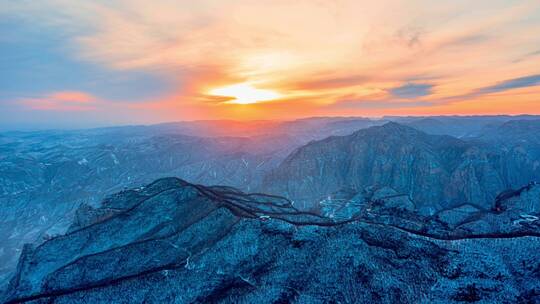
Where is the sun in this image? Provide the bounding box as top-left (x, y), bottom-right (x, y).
top-left (208, 83), bottom-right (281, 104)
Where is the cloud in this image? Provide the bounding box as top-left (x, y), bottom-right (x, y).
top-left (430, 74), bottom-right (540, 104)
top-left (389, 83), bottom-right (433, 99)
top-left (2, 0), bottom-right (540, 124)
top-left (48, 91), bottom-right (93, 103)
top-left (288, 74), bottom-right (370, 90)
top-left (20, 91), bottom-right (98, 111)
top-left (477, 74), bottom-right (540, 94)
top-left (394, 26), bottom-right (424, 48)
top-left (437, 34), bottom-right (489, 49)
top-left (331, 99), bottom-right (433, 110)
top-left (513, 49), bottom-right (540, 63)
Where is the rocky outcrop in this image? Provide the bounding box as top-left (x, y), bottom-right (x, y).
top-left (3, 178), bottom-right (540, 303)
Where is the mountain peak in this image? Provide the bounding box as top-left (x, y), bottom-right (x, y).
top-left (383, 121), bottom-right (417, 131)
top-left (354, 121), bottom-right (425, 138)
top-left (357, 121), bottom-right (470, 148)
top-left (264, 121), bottom-right (486, 210)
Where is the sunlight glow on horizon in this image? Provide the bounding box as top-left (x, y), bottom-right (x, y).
top-left (1, 0), bottom-right (540, 126)
top-left (208, 83), bottom-right (282, 105)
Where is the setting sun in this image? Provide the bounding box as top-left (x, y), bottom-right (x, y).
top-left (208, 83), bottom-right (281, 104)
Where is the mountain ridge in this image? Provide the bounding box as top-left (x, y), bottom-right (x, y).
top-left (3, 177), bottom-right (540, 303)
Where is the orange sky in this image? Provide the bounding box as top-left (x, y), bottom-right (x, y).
top-left (2, 0), bottom-right (540, 127)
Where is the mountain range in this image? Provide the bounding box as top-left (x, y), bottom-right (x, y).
top-left (1, 115), bottom-right (540, 302)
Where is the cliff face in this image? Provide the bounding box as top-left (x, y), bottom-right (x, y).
top-left (263, 122), bottom-right (540, 211)
top-left (3, 178), bottom-right (540, 303)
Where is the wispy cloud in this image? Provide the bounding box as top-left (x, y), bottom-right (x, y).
top-left (477, 74), bottom-right (540, 94)
top-left (331, 99), bottom-right (433, 110)
top-left (20, 91), bottom-right (97, 111)
top-left (513, 49), bottom-right (540, 63)
top-left (389, 83), bottom-right (433, 99)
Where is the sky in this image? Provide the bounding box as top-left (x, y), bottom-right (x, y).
top-left (1, 0), bottom-right (540, 129)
